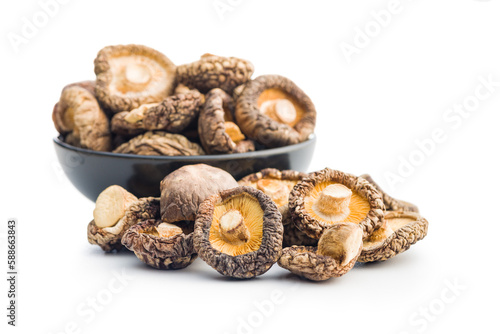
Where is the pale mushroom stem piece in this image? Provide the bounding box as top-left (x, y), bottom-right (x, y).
top-left (313, 184), bottom-right (352, 221)
top-left (219, 209), bottom-right (250, 244)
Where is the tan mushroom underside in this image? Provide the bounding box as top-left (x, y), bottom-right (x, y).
top-left (257, 88), bottom-right (305, 127)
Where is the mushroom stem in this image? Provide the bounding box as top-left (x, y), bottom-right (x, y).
top-left (125, 63), bottom-right (151, 85)
top-left (261, 99), bottom-right (297, 124)
top-left (224, 122), bottom-right (245, 143)
top-left (317, 223), bottom-right (363, 266)
top-left (367, 220), bottom-right (394, 243)
top-left (219, 209), bottom-right (250, 244)
top-left (156, 222), bottom-right (183, 239)
top-left (256, 179), bottom-right (289, 207)
top-left (313, 184), bottom-right (352, 221)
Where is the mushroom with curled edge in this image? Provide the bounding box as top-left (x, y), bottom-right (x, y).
top-left (360, 174), bottom-right (419, 213)
top-left (94, 44), bottom-right (176, 113)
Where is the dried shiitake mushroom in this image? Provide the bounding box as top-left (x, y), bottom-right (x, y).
top-left (278, 223), bottom-right (363, 281)
top-left (160, 164), bottom-right (239, 224)
top-left (358, 211), bottom-right (428, 263)
top-left (198, 88), bottom-right (254, 154)
top-left (289, 168), bottom-right (385, 240)
top-left (94, 44), bottom-right (176, 113)
top-left (194, 186), bottom-right (283, 278)
top-left (176, 54), bottom-right (254, 94)
top-left (235, 75), bottom-right (316, 148)
top-left (360, 174), bottom-right (419, 213)
top-left (52, 81), bottom-right (112, 151)
top-left (121, 219), bottom-right (197, 269)
top-left (112, 131), bottom-right (204, 156)
top-left (87, 186), bottom-right (160, 252)
top-left (111, 88), bottom-right (204, 136)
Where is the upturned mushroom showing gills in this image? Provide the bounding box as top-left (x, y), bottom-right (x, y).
top-left (94, 44), bottom-right (176, 113)
top-left (290, 168), bottom-right (385, 240)
top-left (235, 75), bottom-right (316, 148)
top-left (278, 223), bottom-right (363, 281)
top-left (194, 186), bottom-right (283, 278)
top-left (358, 211), bottom-right (428, 262)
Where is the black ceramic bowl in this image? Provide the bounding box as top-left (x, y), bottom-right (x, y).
top-left (53, 135), bottom-right (316, 201)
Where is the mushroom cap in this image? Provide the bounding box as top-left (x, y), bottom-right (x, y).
top-left (360, 174), bottom-right (419, 213)
top-left (53, 82), bottom-right (112, 151)
top-left (198, 88), bottom-right (252, 154)
top-left (160, 164), bottom-right (238, 223)
top-left (94, 44), bottom-right (176, 113)
top-left (278, 245), bottom-right (361, 281)
top-left (289, 168), bottom-right (385, 240)
top-left (194, 186), bottom-right (283, 278)
top-left (282, 224), bottom-right (319, 248)
top-left (176, 54), bottom-right (254, 94)
top-left (112, 131), bottom-right (205, 156)
top-left (87, 197), bottom-right (160, 252)
top-left (121, 219), bottom-right (197, 270)
top-left (358, 211), bottom-right (429, 262)
top-left (235, 75), bottom-right (316, 148)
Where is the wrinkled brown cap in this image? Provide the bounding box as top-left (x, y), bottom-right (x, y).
top-left (194, 186), bottom-right (283, 278)
top-left (160, 164), bottom-right (238, 223)
top-left (94, 44), bottom-right (176, 113)
top-left (359, 211), bottom-right (428, 262)
top-left (121, 219), bottom-right (197, 269)
top-left (289, 168), bottom-right (385, 240)
top-left (113, 131), bottom-right (204, 156)
top-left (235, 75), bottom-right (316, 148)
top-left (53, 81), bottom-right (112, 151)
top-left (88, 197), bottom-right (160, 252)
top-left (176, 54), bottom-right (254, 94)
top-left (360, 174), bottom-right (419, 213)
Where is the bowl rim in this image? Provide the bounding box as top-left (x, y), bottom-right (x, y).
top-left (53, 134), bottom-right (316, 161)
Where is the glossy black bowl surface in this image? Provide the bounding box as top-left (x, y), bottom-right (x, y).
top-left (53, 135), bottom-right (316, 202)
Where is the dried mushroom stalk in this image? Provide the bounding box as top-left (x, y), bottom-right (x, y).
top-left (358, 211), bottom-right (428, 262)
top-left (52, 82), bottom-right (112, 151)
top-left (121, 219), bottom-right (197, 269)
top-left (110, 103), bottom-right (158, 136)
top-left (235, 75), bottom-right (316, 148)
top-left (198, 88), bottom-right (253, 154)
top-left (278, 223), bottom-right (363, 281)
top-left (289, 168), bottom-right (385, 240)
top-left (113, 131), bottom-right (204, 156)
top-left (176, 54), bottom-right (254, 94)
top-left (88, 196), bottom-right (160, 252)
top-left (194, 186), bottom-right (283, 279)
top-left (360, 174), bottom-right (419, 213)
top-left (94, 44), bottom-right (176, 113)
top-left (160, 164), bottom-right (238, 223)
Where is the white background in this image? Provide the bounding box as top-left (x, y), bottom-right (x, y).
top-left (1, 0), bottom-right (499, 333)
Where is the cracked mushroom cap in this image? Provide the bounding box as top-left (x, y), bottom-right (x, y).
top-left (278, 223), bottom-right (363, 281)
top-left (160, 164), bottom-right (239, 223)
top-left (52, 81), bottom-right (112, 151)
top-left (358, 211), bottom-right (428, 263)
top-left (198, 88), bottom-right (255, 154)
top-left (112, 131), bottom-right (204, 156)
top-left (235, 75), bottom-right (316, 148)
top-left (94, 44), bottom-right (176, 113)
top-left (289, 168), bottom-right (385, 240)
top-left (176, 54), bottom-right (254, 94)
top-left (87, 186), bottom-right (160, 252)
top-left (194, 186), bottom-right (283, 278)
top-left (121, 219), bottom-right (197, 269)
top-left (360, 174), bottom-right (419, 213)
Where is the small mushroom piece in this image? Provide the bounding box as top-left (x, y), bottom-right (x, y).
top-left (87, 193), bottom-right (160, 252)
top-left (278, 223), bottom-right (363, 281)
top-left (194, 186), bottom-right (283, 278)
top-left (176, 54), bottom-right (254, 94)
top-left (160, 164), bottom-right (239, 223)
top-left (198, 88), bottom-right (254, 154)
top-left (112, 131), bottom-right (205, 156)
top-left (235, 75), bottom-right (316, 148)
top-left (94, 44), bottom-right (176, 113)
top-left (358, 211), bottom-right (429, 262)
top-left (110, 103), bottom-right (159, 136)
top-left (121, 219), bottom-right (197, 269)
top-left (52, 81), bottom-right (112, 151)
top-left (360, 174), bottom-right (419, 213)
top-left (289, 168), bottom-right (385, 240)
